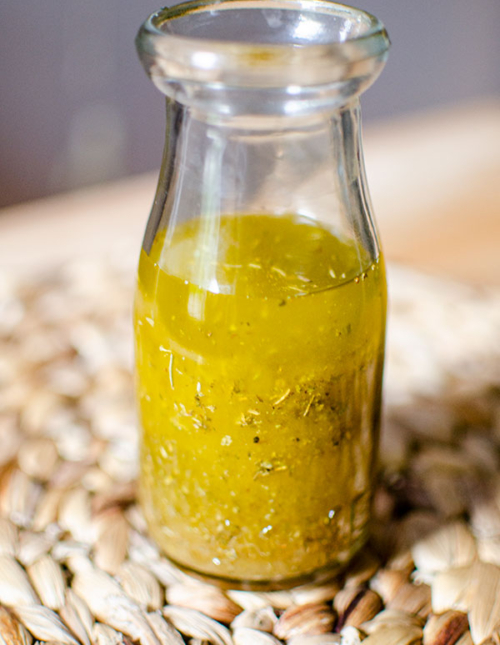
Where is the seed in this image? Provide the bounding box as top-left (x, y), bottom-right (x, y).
top-left (273, 603), bottom-right (336, 640)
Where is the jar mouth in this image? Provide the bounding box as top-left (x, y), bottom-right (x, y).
top-left (136, 0), bottom-right (389, 115)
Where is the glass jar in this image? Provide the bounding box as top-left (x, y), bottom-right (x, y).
top-left (134, 0), bottom-right (389, 589)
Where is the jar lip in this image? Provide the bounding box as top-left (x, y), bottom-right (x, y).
top-left (149, 0), bottom-right (384, 44)
top-left (137, 0), bottom-right (390, 91)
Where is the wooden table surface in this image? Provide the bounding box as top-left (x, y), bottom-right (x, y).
top-left (1, 100), bottom-right (499, 285)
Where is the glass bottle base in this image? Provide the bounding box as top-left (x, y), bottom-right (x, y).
top-left (163, 537), bottom-right (366, 591)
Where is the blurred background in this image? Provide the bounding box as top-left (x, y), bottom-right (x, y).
top-left (1, 0), bottom-right (499, 208)
top-left (0, 0), bottom-right (499, 284)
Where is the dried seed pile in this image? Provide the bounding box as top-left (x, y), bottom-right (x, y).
top-left (1, 259), bottom-right (500, 645)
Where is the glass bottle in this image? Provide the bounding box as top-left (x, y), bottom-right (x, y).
top-left (134, 0), bottom-right (389, 589)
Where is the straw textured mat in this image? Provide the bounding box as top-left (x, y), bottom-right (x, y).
top-left (1, 259), bottom-right (500, 645)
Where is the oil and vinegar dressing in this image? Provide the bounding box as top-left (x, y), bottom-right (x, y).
top-left (135, 213), bottom-right (386, 585)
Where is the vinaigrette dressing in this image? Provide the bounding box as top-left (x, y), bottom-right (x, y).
top-left (135, 214), bottom-right (386, 584)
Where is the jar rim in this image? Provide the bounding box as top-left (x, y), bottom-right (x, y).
top-left (136, 0), bottom-right (390, 91)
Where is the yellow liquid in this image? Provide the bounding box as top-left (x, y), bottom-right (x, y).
top-left (135, 214), bottom-right (386, 586)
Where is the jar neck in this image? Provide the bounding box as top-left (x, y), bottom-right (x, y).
top-left (151, 77), bottom-right (376, 125)
top-left (143, 96), bottom-right (380, 266)
top-left (188, 97), bottom-right (362, 131)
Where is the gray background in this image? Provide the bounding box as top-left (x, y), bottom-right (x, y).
top-left (1, 0), bottom-right (499, 208)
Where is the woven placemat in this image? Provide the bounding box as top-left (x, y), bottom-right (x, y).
top-left (1, 260), bottom-right (500, 645)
